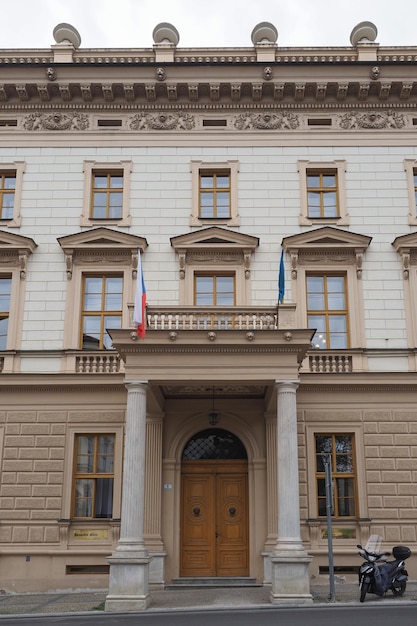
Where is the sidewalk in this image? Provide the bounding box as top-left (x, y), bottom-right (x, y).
top-left (0, 582), bottom-right (416, 616)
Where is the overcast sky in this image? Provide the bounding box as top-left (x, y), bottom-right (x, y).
top-left (2, 0), bottom-right (416, 49)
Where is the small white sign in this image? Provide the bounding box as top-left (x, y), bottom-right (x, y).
top-left (163, 483), bottom-right (173, 490)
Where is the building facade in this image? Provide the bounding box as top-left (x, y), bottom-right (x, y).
top-left (0, 19), bottom-right (417, 609)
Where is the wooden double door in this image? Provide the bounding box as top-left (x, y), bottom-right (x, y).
top-left (180, 460), bottom-right (249, 577)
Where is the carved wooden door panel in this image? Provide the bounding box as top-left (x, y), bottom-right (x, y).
top-left (180, 460), bottom-right (248, 577)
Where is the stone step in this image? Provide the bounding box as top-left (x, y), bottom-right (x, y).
top-left (167, 577), bottom-right (261, 588)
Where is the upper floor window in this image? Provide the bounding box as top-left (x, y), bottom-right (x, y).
top-left (0, 174), bottom-right (15, 220)
top-left (0, 276), bottom-right (11, 350)
top-left (190, 161), bottom-right (239, 227)
top-left (73, 434), bottom-right (115, 519)
top-left (81, 161), bottom-right (132, 227)
top-left (81, 274), bottom-right (123, 350)
top-left (0, 162), bottom-right (24, 227)
top-left (194, 274), bottom-right (235, 306)
top-left (306, 170), bottom-right (338, 218)
top-left (282, 227), bottom-right (371, 354)
top-left (91, 172), bottom-right (123, 220)
top-left (199, 171), bottom-right (231, 219)
top-left (306, 274), bottom-right (349, 349)
top-left (58, 228), bottom-right (147, 356)
top-left (171, 227), bottom-right (259, 306)
top-left (315, 433), bottom-right (357, 517)
top-left (298, 160), bottom-right (348, 226)
top-left (404, 159), bottom-right (417, 225)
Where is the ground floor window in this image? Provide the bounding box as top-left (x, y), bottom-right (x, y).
top-left (315, 433), bottom-right (357, 517)
top-left (72, 434), bottom-right (115, 518)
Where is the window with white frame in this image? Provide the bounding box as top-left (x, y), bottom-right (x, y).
top-left (404, 159), bottom-right (417, 225)
top-left (81, 161), bottom-right (132, 226)
top-left (392, 232), bottom-right (417, 347)
top-left (58, 228), bottom-right (147, 351)
top-left (298, 160), bottom-right (348, 226)
top-left (0, 162), bottom-right (25, 227)
top-left (190, 160), bottom-right (240, 226)
top-left (0, 231), bottom-right (36, 353)
top-left (282, 227), bottom-right (371, 351)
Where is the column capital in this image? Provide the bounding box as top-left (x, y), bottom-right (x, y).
top-left (274, 380), bottom-right (299, 392)
top-left (125, 379), bottom-right (148, 393)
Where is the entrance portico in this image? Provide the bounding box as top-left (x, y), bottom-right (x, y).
top-left (105, 308), bottom-right (313, 611)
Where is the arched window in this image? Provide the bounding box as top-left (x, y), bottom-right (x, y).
top-left (182, 429), bottom-right (247, 460)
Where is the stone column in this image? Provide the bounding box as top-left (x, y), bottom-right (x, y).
top-left (106, 380), bottom-right (151, 612)
top-left (270, 380), bottom-right (312, 604)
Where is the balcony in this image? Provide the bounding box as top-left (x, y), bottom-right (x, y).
top-left (134, 304), bottom-right (296, 332)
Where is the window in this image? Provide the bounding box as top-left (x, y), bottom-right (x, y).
top-left (81, 275), bottom-right (123, 350)
top-left (315, 434), bottom-right (357, 517)
top-left (307, 274), bottom-right (349, 349)
top-left (190, 161), bottom-right (239, 226)
top-left (199, 171), bottom-right (231, 219)
top-left (91, 172), bottom-right (123, 220)
top-left (298, 160), bottom-right (348, 226)
top-left (73, 434), bottom-right (115, 519)
top-left (171, 227), bottom-right (258, 306)
top-left (195, 274), bottom-right (235, 306)
top-left (81, 161), bottom-right (132, 226)
top-left (0, 276), bottom-right (11, 350)
top-left (58, 227), bottom-right (147, 359)
top-left (282, 227), bottom-right (371, 353)
top-left (404, 159), bottom-right (417, 225)
top-left (0, 174), bottom-right (15, 220)
top-left (0, 162), bottom-right (24, 227)
top-left (306, 170), bottom-right (338, 218)
top-left (392, 232), bottom-right (417, 347)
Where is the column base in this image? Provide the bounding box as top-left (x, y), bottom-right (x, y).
top-left (269, 553), bottom-right (313, 605)
top-left (105, 554), bottom-right (151, 612)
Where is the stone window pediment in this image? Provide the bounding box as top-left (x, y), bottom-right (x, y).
top-left (282, 227), bottom-right (371, 278)
top-left (392, 232), bottom-right (417, 279)
top-left (171, 227), bottom-right (259, 281)
top-left (57, 227), bottom-right (147, 280)
top-left (0, 230), bottom-right (37, 279)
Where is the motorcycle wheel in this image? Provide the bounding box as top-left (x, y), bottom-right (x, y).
top-left (391, 581), bottom-right (406, 597)
top-left (360, 580), bottom-right (370, 602)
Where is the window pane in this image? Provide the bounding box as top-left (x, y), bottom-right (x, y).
top-left (336, 478), bottom-right (355, 516)
top-left (200, 175), bottom-right (214, 188)
top-left (4, 176), bottom-right (16, 190)
top-left (93, 176), bottom-right (108, 188)
top-left (77, 436), bottom-right (95, 472)
top-left (109, 176), bottom-right (123, 188)
top-left (0, 317), bottom-right (8, 350)
top-left (307, 175), bottom-right (320, 188)
top-left (103, 316), bottom-right (121, 349)
top-left (323, 175), bottom-right (336, 187)
top-left (97, 436), bottom-right (114, 472)
top-left (216, 176), bottom-right (229, 188)
top-left (74, 479), bottom-right (93, 517)
top-left (323, 191), bottom-right (337, 217)
top-left (82, 317), bottom-right (101, 349)
top-left (104, 277), bottom-right (122, 310)
top-left (95, 478), bottom-right (114, 518)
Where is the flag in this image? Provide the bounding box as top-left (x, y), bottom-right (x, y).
top-left (278, 249), bottom-right (285, 304)
top-left (133, 251), bottom-right (146, 339)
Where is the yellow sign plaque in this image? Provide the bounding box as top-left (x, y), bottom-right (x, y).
top-left (72, 529), bottom-right (109, 540)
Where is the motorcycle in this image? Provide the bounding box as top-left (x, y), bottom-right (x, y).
top-left (357, 534), bottom-right (411, 602)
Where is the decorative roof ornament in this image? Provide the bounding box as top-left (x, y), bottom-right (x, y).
top-left (52, 23), bottom-right (81, 48)
top-left (350, 21), bottom-right (378, 46)
top-left (251, 22), bottom-right (278, 45)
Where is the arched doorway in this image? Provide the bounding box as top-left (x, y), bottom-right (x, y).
top-left (180, 428), bottom-right (249, 577)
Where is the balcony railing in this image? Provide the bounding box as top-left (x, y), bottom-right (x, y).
top-left (74, 352), bottom-right (122, 374)
top-left (308, 352), bottom-right (353, 373)
top-left (132, 304), bottom-right (297, 332)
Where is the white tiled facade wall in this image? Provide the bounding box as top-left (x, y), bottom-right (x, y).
top-left (1, 145), bottom-right (414, 353)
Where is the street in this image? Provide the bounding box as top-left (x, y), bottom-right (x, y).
top-left (0, 604), bottom-right (416, 626)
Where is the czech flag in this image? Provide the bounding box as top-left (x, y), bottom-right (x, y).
top-left (133, 251), bottom-right (146, 339)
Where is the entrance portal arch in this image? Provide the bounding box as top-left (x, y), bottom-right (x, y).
top-left (180, 428), bottom-right (249, 577)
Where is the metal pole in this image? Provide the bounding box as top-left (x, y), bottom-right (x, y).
top-left (323, 453), bottom-right (336, 602)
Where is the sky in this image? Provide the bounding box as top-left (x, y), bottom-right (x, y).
top-left (1, 0), bottom-right (416, 50)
